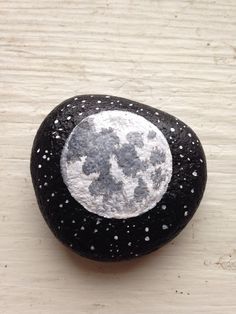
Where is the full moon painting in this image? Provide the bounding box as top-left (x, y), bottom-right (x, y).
top-left (60, 110), bottom-right (172, 219)
top-left (31, 95), bottom-right (207, 261)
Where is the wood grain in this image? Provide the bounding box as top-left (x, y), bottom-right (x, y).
top-left (0, 1), bottom-right (236, 313)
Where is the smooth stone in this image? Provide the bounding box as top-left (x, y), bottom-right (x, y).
top-left (31, 95), bottom-right (207, 261)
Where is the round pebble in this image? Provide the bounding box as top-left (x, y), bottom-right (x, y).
top-left (31, 95), bottom-right (207, 261)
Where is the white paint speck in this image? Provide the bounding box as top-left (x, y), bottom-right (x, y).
top-left (161, 205), bottom-right (167, 210)
top-left (191, 188), bottom-right (195, 193)
top-left (188, 133), bottom-right (192, 137)
top-left (128, 242), bottom-right (132, 246)
top-left (155, 112), bottom-right (159, 115)
top-left (59, 204), bottom-right (63, 208)
top-left (72, 220), bottom-right (75, 224)
top-left (38, 164), bottom-right (42, 168)
top-left (67, 116), bottom-right (71, 120)
top-left (192, 171), bottom-right (198, 177)
top-left (179, 146), bottom-right (183, 149)
top-left (81, 226), bottom-right (85, 230)
top-left (145, 236), bottom-right (150, 241)
top-left (145, 227), bottom-right (149, 232)
top-left (54, 119), bottom-right (59, 124)
top-left (184, 211), bottom-right (188, 217)
top-left (170, 128), bottom-right (175, 132)
top-left (162, 224), bottom-right (168, 230)
top-left (114, 235), bottom-right (118, 240)
top-left (90, 245), bottom-right (95, 251)
top-left (37, 148), bottom-right (40, 153)
top-left (97, 100), bottom-right (101, 104)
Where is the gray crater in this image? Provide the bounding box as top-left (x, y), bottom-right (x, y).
top-left (151, 168), bottom-right (166, 190)
top-left (150, 148), bottom-right (166, 166)
top-left (126, 131), bottom-right (144, 148)
top-left (134, 178), bottom-right (149, 202)
top-left (115, 143), bottom-right (147, 178)
top-left (67, 118), bottom-right (153, 206)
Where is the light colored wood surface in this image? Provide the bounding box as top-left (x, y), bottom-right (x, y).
top-left (0, 1), bottom-right (236, 313)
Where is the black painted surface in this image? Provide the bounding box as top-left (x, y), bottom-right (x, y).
top-left (30, 95), bottom-right (207, 261)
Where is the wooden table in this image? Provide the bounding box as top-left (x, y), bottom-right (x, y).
top-left (0, 1), bottom-right (236, 313)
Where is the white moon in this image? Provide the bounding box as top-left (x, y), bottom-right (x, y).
top-left (60, 110), bottom-right (172, 219)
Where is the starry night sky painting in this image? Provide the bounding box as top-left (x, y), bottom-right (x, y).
top-left (31, 95), bottom-right (207, 261)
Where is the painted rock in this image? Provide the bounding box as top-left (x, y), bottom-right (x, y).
top-left (31, 95), bottom-right (207, 261)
